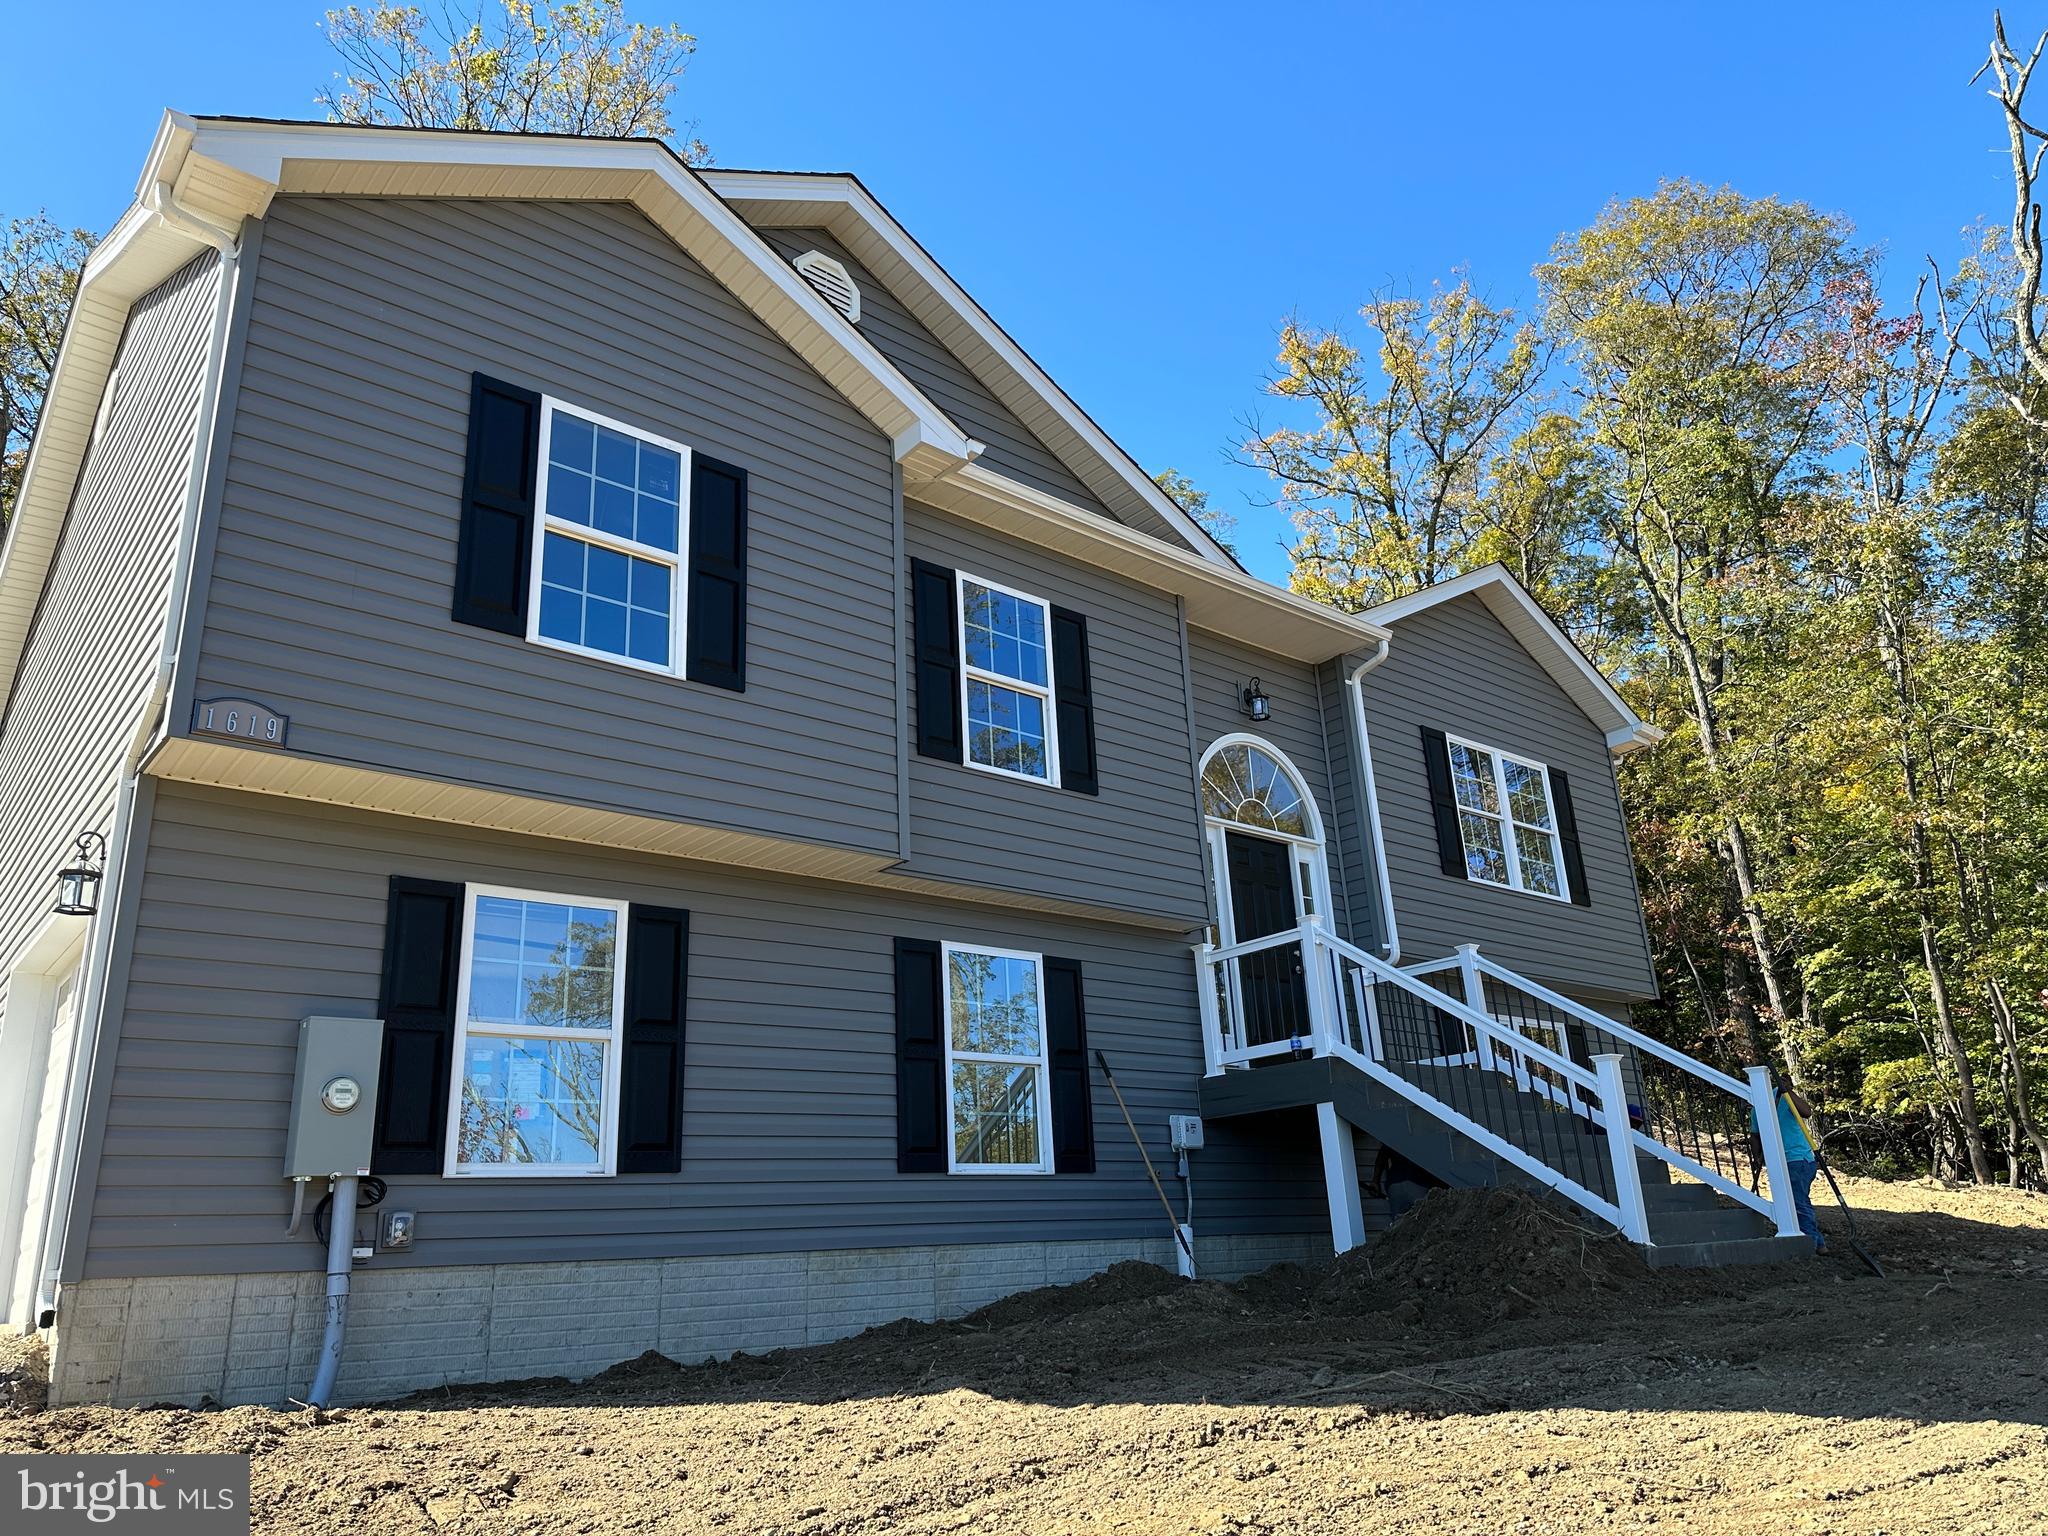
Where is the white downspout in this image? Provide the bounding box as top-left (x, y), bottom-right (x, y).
top-left (33, 182), bottom-right (243, 1325)
top-left (1344, 639), bottom-right (1400, 964)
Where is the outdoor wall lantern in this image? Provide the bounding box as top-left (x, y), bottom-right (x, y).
top-left (1241, 679), bottom-right (1272, 723)
top-left (53, 831), bottom-right (107, 917)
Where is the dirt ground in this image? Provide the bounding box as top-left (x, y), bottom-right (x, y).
top-left (4, 1175), bottom-right (2044, 1535)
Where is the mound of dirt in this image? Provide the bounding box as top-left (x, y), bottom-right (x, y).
top-left (1309, 1187), bottom-right (1655, 1327)
top-left (962, 1258), bottom-right (1187, 1330)
top-left (0, 1334), bottom-right (46, 1415)
top-left (5, 1176), bottom-right (2045, 1534)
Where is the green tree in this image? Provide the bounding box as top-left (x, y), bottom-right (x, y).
top-left (1240, 277), bottom-right (1546, 610)
top-left (0, 215), bottom-right (95, 531)
top-left (1152, 467), bottom-right (1237, 554)
top-left (1538, 179), bottom-right (1863, 1085)
top-left (319, 1), bottom-right (707, 157)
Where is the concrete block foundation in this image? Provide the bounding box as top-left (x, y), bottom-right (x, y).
top-left (46, 1229), bottom-right (1330, 1407)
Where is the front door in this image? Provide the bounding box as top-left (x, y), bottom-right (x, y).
top-left (1224, 830), bottom-right (1311, 1048)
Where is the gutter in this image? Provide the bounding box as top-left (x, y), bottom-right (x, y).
top-left (1343, 639), bottom-right (1400, 964)
top-left (34, 182), bottom-right (244, 1324)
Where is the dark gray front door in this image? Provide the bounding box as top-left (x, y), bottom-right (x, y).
top-left (1224, 830), bottom-right (1310, 1048)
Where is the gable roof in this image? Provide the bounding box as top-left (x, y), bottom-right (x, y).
top-left (1, 116), bottom-right (1375, 710)
top-left (700, 169), bottom-right (1237, 567)
top-left (1362, 565), bottom-right (1662, 756)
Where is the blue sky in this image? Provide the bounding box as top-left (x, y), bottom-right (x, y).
top-left (2, 3), bottom-right (2031, 581)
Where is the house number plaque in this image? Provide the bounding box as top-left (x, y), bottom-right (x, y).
top-left (192, 696), bottom-right (289, 747)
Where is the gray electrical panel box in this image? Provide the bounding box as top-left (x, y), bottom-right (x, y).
top-left (282, 1016), bottom-right (384, 1179)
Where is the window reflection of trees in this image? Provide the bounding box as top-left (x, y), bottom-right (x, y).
top-left (460, 915), bottom-right (613, 1167)
top-left (947, 950), bottom-right (1044, 1167)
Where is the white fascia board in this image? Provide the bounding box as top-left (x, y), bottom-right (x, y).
top-left (6, 114), bottom-right (986, 715)
top-left (0, 119), bottom-right (233, 711)
top-left (702, 170), bottom-right (1238, 571)
top-left (922, 462), bottom-right (1387, 662)
top-left (179, 118), bottom-right (974, 474)
top-left (1363, 564), bottom-right (1659, 755)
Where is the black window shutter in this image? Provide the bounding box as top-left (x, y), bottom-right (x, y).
top-left (452, 373), bottom-right (542, 635)
top-left (911, 560), bottom-right (962, 762)
top-left (1050, 607), bottom-right (1099, 796)
top-left (1043, 956), bottom-right (1095, 1174)
top-left (894, 937), bottom-right (947, 1172)
top-left (685, 455), bottom-right (748, 691)
top-left (1548, 767), bottom-right (1592, 906)
top-left (1421, 727), bottom-right (1468, 878)
top-left (372, 876), bottom-right (465, 1173)
top-left (618, 905), bottom-right (690, 1173)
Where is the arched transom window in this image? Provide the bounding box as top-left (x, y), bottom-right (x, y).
top-left (1201, 741), bottom-right (1312, 838)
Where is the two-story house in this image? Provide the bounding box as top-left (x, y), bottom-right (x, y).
top-left (0, 115), bottom-right (1809, 1409)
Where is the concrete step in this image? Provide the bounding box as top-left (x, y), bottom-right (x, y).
top-left (1648, 1205), bottom-right (1775, 1244)
top-left (1642, 1185), bottom-right (1729, 1214)
top-left (1643, 1233), bottom-right (1812, 1269)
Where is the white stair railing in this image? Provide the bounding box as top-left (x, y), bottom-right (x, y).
top-left (1197, 921), bottom-right (1648, 1241)
top-left (1407, 946), bottom-right (1801, 1240)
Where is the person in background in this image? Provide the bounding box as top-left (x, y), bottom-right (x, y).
top-left (1369, 1143), bottom-right (1440, 1222)
top-left (1750, 1084), bottom-right (1825, 1253)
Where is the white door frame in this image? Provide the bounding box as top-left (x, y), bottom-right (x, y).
top-left (1198, 733), bottom-right (1335, 945)
top-left (1, 913), bottom-right (89, 1329)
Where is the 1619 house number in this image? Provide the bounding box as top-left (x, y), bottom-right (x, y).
top-left (192, 696), bottom-right (290, 747)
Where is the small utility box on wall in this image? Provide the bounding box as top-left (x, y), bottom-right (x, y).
top-left (283, 1016), bottom-right (384, 1179)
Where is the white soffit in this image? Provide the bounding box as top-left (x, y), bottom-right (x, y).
top-left (1362, 564), bottom-right (1662, 755)
top-left (0, 115), bottom-right (274, 710)
top-left (921, 463), bottom-right (1388, 663)
top-left (701, 169), bottom-right (1238, 570)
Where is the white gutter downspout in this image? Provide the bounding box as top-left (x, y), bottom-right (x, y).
top-left (1344, 639), bottom-right (1400, 964)
top-left (33, 182), bottom-right (242, 1327)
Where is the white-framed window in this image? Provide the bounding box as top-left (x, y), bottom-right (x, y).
top-left (957, 572), bottom-right (1060, 785)
top-left (446, 884), bottom-right (629, 1177)
top-left (1447, 735), bottom-right (1568, 901)
top-left (941, 941), bottom-right (1053, 1174)
top-left (529, 397), bottom-right (690, 676)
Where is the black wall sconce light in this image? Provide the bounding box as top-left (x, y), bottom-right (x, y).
top-left (54, 831), bottom-right (108, 917)
top-left (1241, 678), bottom-right (1271, 723)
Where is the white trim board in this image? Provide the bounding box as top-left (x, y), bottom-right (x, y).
top-left (1362, 565), bottom-right (1662, 757)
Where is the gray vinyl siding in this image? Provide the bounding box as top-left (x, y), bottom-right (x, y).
top-left (757, 227), bottom-right (1190, 550)
top-left (185, 197), bottom-right (900, 858)
top-left (902, 502), bottom-right (1208, 924)
top-left (0, 253), bottom-right (218, 985)
top-left (1361, 594), bottom-right (1657, 999)
top-left (76, 784), bottom-right (1322, 1279)
top-left (1319, 654), bottom-right (1388, 955)
top-left (1185, 629), bottom-right (1354, 942)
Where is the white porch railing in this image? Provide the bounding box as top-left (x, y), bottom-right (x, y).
top-left (1404, 946), bottom-right (1801, 1240)
top-left (1194, 922), bottom-right (1802, 1245)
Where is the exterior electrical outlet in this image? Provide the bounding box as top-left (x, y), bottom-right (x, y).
top-left (1169, 1115), bottom-right (1204, 1151)
top-left (282, 1016), bottom-right (384, 1179)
